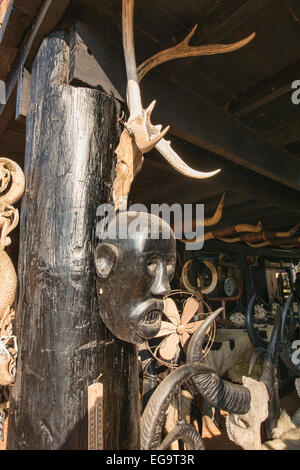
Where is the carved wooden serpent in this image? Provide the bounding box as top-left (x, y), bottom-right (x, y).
top-left (0, 157), bottom-right (25, 385)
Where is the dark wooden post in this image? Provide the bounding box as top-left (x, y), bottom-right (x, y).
top-left (7, 31), bottom-right (140, 450)
top-left (237, 247), bottom-right (254, 307)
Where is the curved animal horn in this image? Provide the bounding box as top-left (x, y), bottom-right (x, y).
top-left (186, 308), bottom-right (223, 363)
top-left (178, 193), bottom-right (226, 245)
top-left (158, 422), bottom-right (205, 450)
top-left (140, 362), bottom-right (210, 450)
top-left (203, 193), bottom-right (225, 227)
top-left (186, 303), bottom-right (282, 418)
top-left (280, 294), bottom-right (300, 376)
top-left (260, 307), bottom-right (282, 395)
top-left (153, 138), bottom-right (221, 180)
top-left (259, 307), bottom-right (282, 437)
top-left (186, 309), bottom-right (251, 415)
top-left (296, 378), bottom-right (300, 398)
top-left (246, 295), bottom-right (268, 350)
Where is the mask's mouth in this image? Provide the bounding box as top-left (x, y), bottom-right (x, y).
top-left (133, 299), bottom-right (164, 340)
top-left (140, 309), bottom-right (161, 326)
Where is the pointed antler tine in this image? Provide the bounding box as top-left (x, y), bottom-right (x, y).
top-left (138, 30), bottom-right (255, 82)
top-left (155, 137), bottom-right (221, 179)
top-left (138, 125), bottom-right (170, 154)
top-left (146, 100), bottom-right (156, 114)
top-left (183, 24), bottom-right (198, 45)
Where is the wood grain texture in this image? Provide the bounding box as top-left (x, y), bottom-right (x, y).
top-left (7, 31), bottom-right (140, 450)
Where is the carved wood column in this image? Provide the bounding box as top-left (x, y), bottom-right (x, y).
top-left (7, 31), bottom-right (140, 450)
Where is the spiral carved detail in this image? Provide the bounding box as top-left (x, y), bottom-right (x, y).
top-left (0, 157), bottom-right (25, 386)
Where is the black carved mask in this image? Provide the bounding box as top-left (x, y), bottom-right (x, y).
top-left (94, 212), bottom-right (176, 344)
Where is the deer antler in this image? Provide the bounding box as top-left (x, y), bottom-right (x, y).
top-left (122, 0), bottom-right (169, 154)
top-left (137, 25), bottom-right (256, 82)
top-left (113, 0), bottom-right (255, 210)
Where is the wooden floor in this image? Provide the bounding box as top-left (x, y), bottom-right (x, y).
top-left (0, 390), bottom-right (299, 450)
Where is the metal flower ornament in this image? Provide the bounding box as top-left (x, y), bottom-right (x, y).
top-left (153, 296), bottom-right (205, 361)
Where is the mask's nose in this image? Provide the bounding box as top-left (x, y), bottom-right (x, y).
top-left (150, 261), bottom-right (171, 296)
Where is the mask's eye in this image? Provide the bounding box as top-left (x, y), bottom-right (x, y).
top-left (166, 259), bottom-right (176, 276)
top-left (147, 258), bottom-right (159, 275)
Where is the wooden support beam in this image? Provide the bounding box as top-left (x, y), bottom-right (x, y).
top-left (165, 183), bottom-right (225, 206)
top-left (164, 136), bottom-right (300, 212)
top-left (203, 238), bottom-right (300, 260)
top-left (134, 137), bottom-right (300, 213)
top-left (202, 192), bottom-right (252, 214)
top-left (69, 21), bottom-right (123, 102)
top-left (222, 200), bottom-right (273, 220)
top-left (7, 31), bottom-right (140, 451)
top-left (228, 61), bottom-right (300, 117)
top-left (266, 118), bottom-right (300, 146)
top-left (0, 0), bottom-right (72, 134)
top-left (0, 84), bottom-right (16, 136)
top-left (15, 67), bottom-right (31, 122)
top-left (0, 0), bottom-right (42, 47)
top-left (142, 71), bottom-right (300, 192)
top-left (0, 43), bottom-right (18, 81)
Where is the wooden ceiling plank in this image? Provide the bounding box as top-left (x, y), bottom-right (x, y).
top-left (266, 117), bottom-right (300, 146)
top-left (199, 0), bottom-right (272, 44)
top-left (0, 0), bottom-right (42, 48)
top-left (140, 70), bottom-right (300, 191)
top-left (0, 42), bottom-right (18, 80)
top-left (167, 0), bottom-right (272, 76)
top-left (229, 60), bottom-right (300, 116)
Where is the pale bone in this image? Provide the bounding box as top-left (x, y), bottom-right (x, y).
top-left (181, 260), bottom-right (218, 295)
top-left (277, 222), bottom-right (300, 237)
top-left (204, 192), bottom-right (226, 227)
top-left (137, 26), bottom-right (256, 82)
top-left (206, 221), bottom-right (262, 243)
top-left (180, 205), bottom-right (261, 246)
top-left (219, 223), bottom-right (300, 245)
top-left (246, 241), bottom-right (270, 248)
top-left (226, 376), bottom-right (269, 450)
top-left (113, 0), bottom-right (255, 210)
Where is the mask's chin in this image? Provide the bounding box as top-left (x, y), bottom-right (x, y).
top-left (100, 299), bottom-right (164, 344)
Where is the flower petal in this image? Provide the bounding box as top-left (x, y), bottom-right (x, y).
top-left (154, 321), bottom-right (177, 338)
top-left (181, 297), bottom-right (199, 325)
top-left (164, 298), bottom-right (181, 326)
top-left (180, 321), bottom-right (205, 352)
top-left (159, 333), bottom-right (180, 361)
top-left (184, 320), bottom-right (205, 334)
